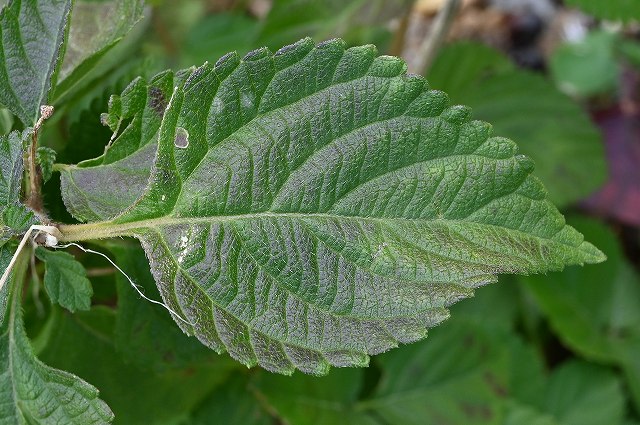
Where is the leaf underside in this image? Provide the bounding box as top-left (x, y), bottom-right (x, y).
top-left (61, 38), bottom-right (604, 375)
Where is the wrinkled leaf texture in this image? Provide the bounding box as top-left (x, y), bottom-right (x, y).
top-left (60, 38), bottom-right (604, 375)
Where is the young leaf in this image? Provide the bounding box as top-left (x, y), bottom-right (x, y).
top-left (0, 248), bottom-right (113, 424)
top-left (36, 146), bottom-right (56, 183)
top-left (34, 247), bottom-right (93, 313)
top-left (0, 0), bottom-right (72, 125)
top-left (59, 38), bottom-right (605, 375)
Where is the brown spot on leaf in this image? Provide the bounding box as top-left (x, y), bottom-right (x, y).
top-left (148, 87), bottom-right (167, 116)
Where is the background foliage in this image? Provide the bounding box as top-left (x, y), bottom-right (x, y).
top-left (1, 0), bottom-right (639, 423)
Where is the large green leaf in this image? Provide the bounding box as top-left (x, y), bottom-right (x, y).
top-left (59, 38), bottom-right (604, 375)
top-left (0, 249), bottom-right (113, 424)
top-left (565, 0), bottom-right (640, 22)
top-left (0, 0), bottom-right (72, 125)
top-left (428, 42), bottom-right (606, 208)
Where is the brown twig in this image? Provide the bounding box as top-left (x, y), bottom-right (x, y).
top-left (412, 0), bottom-right (462, 74)
top-left (26, 105), bottom-right (53, 213)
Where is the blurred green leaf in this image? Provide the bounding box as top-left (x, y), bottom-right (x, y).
top-left (251, 368), bottom-right (369, 425)
top-left (618, 38), bottom-right (640, 69)
top-left (0, 108), bottom-right (13, 135)
top-left (429, 42), bottom-right (606, 208)
top-left (53, 0), bottom-right (145, 102)
top-left (257, 0), bottom-right (410, 50)
top-left (565, 0), bottom-right (640, 22)
top-left (35, 247), bottom-right (93, 313)
top-left (543, 361), bottom-right (625, 425)
top-left (550, 31), bottom-right (619, 98)
top-left (186, 374), bottom-right (274, 425)
top-left (38, 306), bottom-right (238, 425)
top-left (182, 13), bottom-right (258, 67)
top-left (523, 217), bottom-right (640, 411)
top-left (364, 320), bottom-right (547, 425)
top-left (106, 240), bottom-right (218, 373)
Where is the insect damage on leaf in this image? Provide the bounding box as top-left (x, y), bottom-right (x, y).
top-left (58, 37), bottom-right (605, 376)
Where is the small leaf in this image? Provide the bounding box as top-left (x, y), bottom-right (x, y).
top-left (35, 246), bottom-right (93, 313)
top-left (2, 202), bottom-right (37, 232)
top-left (565, 0), bottom-right (640, 22)
top-left (0, 130), bottom-right (25, 208)
top-left (60, 39), bottom-right (605, 375)
top-left (0, 247), bottom-right (113, 424)
top-left (0, 0), bottom-right (72, 125)
top-left (0, 131), bottom-right (36, 239)
top-left (36, 146), bottom-right (57, 183)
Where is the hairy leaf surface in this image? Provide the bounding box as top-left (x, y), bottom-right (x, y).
top-left (60, 38), bottom-right (605, 375)
top-left (0, 131), bottom-right (36, 240)
top-left (35, 246), bottom-right (93, 313)
top-left (0, 0), bottom-right (72, 125)
top-left (0, 249), bottom-right (113, 424)
top-left (60, 68), bottom-right (193, 221)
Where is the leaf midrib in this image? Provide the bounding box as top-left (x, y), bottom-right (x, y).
top-left (61, 210), bottom-right (583, 257)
